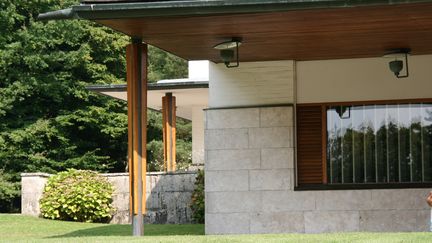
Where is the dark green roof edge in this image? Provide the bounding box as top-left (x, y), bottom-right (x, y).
top-left (86, 81), bottom-right (209, 92)
top-left (38, 0), bottom-right (432, 21)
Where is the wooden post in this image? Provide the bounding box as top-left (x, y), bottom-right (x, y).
top-left (162, 93), bottom-right (176, 172)
top-left (126, 39), bottom-right (147, 236)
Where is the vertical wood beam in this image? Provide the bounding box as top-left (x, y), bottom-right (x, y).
top-left (321, 105), bottom-right (328, 184)
top-left (162, 93), bottom-right (176, 172)
top-left (126, 40), bottom-right (147, 236)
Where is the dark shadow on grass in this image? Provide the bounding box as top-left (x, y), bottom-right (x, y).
top-left (47, 224), bottom-right (205, 238)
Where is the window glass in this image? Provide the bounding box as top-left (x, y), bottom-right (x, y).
top-left (327, 108), bottom-right (342, 183)
top-left (375, 105), bottom-right (387, 182)
top-left (399, 104), bottom-right (411, 182)
top-left (364, 105), bottom-right (376, 183)
top-left (423, 104), bottom-right (432, 181)
top-left (352, 106), bottom-right (364, 183)
top-left (411, 104), bottom-right (423, 182)
top-left (387, 105), bottom-right (399, 182)
top-left (327, 102), bottom-right (432, 184)
top-left (341, 106), bottom-right (353, 183)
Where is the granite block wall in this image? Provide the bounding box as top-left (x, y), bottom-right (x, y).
top-left (205, 106), bottom-right (431, 234)
top-left (21, 171), bottom-right (197, 224)
top-left (21, 173), bottom-right (50, 217)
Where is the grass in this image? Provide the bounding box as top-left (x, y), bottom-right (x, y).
top-left (1, 214), bottom-right (432, 242)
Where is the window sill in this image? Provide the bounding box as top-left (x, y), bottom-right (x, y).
top-left (294, 183), bottom-right (432, 191)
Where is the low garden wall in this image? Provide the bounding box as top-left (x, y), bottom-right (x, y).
top-left (21, 171), bottom-right (197, 224)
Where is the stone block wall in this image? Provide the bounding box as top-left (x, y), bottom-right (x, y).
top-left (21, 171), bottom-right (197, 224)
top-left (21, 173), bottom-right (50, 217)
top-left (205, 106), bottom-right (431, 234)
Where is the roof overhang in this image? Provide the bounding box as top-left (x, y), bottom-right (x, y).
top-left (39, 0), bottom-right (432, 20)
top-left (39, 0), bottom-right (432, 61)
top-left (88, 81), bottom-right (209, 120)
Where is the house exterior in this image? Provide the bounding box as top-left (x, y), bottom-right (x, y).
top-left (88, 60), bottom-right (210, 168)
top-left (39, 0), bottom-right (432, 235)
top-left (205, 57), bottom-right (432, 234)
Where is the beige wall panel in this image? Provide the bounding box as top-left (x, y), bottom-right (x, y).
top-left (297, 54), bottom-right (432, 103)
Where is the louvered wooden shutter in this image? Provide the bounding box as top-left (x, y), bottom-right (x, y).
top-left (297, 105), bottom-right (325, 185)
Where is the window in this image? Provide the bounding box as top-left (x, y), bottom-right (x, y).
top-left (296, 100), bottom-right (432, 188)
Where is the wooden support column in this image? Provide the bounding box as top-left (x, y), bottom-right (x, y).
top-left (162, 93), bottom-right (176, 172)
top-left (126, 39), bottom-right (147, 236)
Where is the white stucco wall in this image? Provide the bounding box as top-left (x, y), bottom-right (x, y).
top-left (189, 60), bottom-right (210, 81)
top-left (209, 61), bottom-right (294, 108)
top-left (297, 54), bottom-right (432, 103)
top-left (192, 106), bottom-right (205, 165)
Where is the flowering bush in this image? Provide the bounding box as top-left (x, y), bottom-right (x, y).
top-left (40, 169), bottom-right (114, 223)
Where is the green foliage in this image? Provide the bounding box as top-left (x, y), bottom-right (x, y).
top-left (147, 111), bottom-right (193, 171)
top-left (0, 0), bottom-right (129, 209)
top-left (40, 169), bottom-right (114, 223)
top-left (0, 0), bottom-right (130, 177)
top-left (0, 0), bottom-right (190, 212)
top-left (148, 46), bottom-right (188, 83)
top-left (190, 170), bottom-right (204, 224)
top-left (0, 170), bottom-right (20, 212)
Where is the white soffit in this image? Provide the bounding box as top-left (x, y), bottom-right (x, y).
top-left (99, 87), bottom-right (208, 120)
top-left (89, 61), bottom-right (210, 120)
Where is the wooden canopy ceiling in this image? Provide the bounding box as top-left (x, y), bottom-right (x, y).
top-left (96, 2), bottom-right (432, 62)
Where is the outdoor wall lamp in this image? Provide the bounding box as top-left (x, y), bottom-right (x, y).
top-left (335, 106), bottom-right (351, 119)
top-left (383, 48), bottom-right (411, 78)
top-left (213, 38), bottom-right (242, 68)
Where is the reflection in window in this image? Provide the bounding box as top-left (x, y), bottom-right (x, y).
top-left (327, 103), bottom-right (432, 184)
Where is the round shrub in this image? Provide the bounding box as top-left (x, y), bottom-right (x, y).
top-left (40, 169), bottom-right (114, 223)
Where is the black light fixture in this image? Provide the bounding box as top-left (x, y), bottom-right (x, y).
top-left (335, 106), bottom-right (351, 119)
top-left (213, 38), bottom-right (242, 68)
top-left (383, 48), bottom-right (411, 78)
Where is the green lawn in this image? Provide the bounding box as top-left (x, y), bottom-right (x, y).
top-left (1, 214), bottom-right (431, 242)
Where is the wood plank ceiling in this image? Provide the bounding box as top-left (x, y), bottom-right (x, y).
top-left (97, 2), bottom-right (432, 62)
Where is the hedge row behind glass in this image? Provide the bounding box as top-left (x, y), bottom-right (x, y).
top-left (327, 103), bottom-right (432, 184)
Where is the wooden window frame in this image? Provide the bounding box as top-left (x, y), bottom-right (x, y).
top-left (296, 98), bottom-right (432, 190)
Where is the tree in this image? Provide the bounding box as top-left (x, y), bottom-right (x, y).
top-left (0, 0), bottom-right (189, 212)
top-left (1, 1), bottom-right (130, 175)
top-left (148, 46), bottom-right (188, 83)
top-left (0, 170), bottom-right (20, 212)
